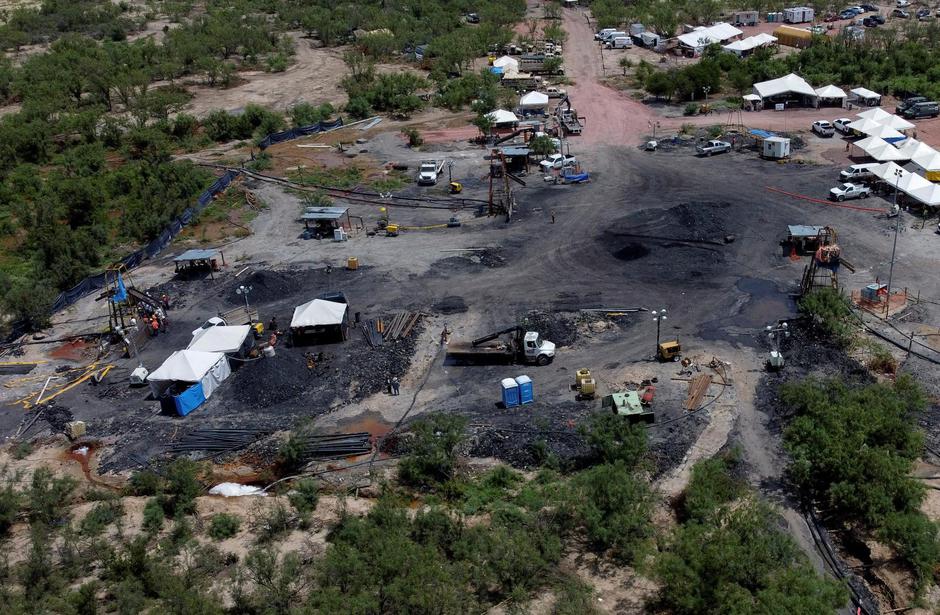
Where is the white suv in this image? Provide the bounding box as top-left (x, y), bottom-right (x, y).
top-left (812, 120), bottom-right (835, 137)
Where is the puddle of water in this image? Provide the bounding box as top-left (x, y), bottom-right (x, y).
top-left (732, 278), bottom-right (796, 329)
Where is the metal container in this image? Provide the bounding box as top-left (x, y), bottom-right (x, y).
top-left (346, 256), bottom-right (359, 270)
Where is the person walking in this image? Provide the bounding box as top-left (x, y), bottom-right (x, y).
top-left (386, 376), bottom-right (393, 394)
top-left (268, 316), bottom-right (278, 333)
top-left (161, 293), bottom-right (170, 310)
top-left (155, 306), bottom-right (168, 331)
top-left (391, 376), bottom-right (400, 396)
top-left (440, 325), bottom-right (450, 345)
top-left (150, 315), bottom-right (160, 337)
top-left (550, 210), bottom-right (556, 224)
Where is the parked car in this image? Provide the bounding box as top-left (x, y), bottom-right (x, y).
top-left (595, 28), bottom-right (616, 40)
top-left (897, 96), bottom-right (927, 114)
top-left (897, 0), bottom-right (911, 7)
top-left (830, 182), bottom-right (871, 201)
top-left (860, 3), bottom-right (878, 11)
top-left (696, 140), bottom-right (732, 156)
top-left (864, 14), bottom-right (885, 25)
top-left (192, 317), bottom-right (225, 338)
top-left (902, 101), bottom-right (940, 119)
top-left (841, 163), bottom-right (878, 181)
top-left (916, 8), bottom-right (931, 19)
top-left (812, 120), bottom-right (836, 137)
top-left (824, 12), bottom-right (839, 21)
top-left (839, 9), bottom-right (857, 18)
top-left (465, 13), bottom-right (480, 23)
top-left (416, 160), bottom-right (440, 185)
top-left (893, 8), bottom-right (910, 17)
top-left (833, 117), bottom-right (854, 133)
top-left (540, 153), bottom-right (577, 171)
top-left (810, 24), bottom-right (827, 33)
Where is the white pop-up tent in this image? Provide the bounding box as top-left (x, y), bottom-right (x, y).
top-left (850, 87), bottom-right (881, 106)
top-left (519, 91), bottom-right (549, 111)
top-left (188, 325), bottom-right (253, 356)
top-left (486, 109), bottom-right (519, 125)
top-left (897, 139), bottom-right (936, 161)
top-left (814, 84), bottom-right (846, 99)
top-left (752, 73), bottom-right (817, 105)
top-left (869, 162), bottom-right (940, 208)
top-left (290, 298), bottom-right (349, 344)
top-left (493, 56), bottom-right (519, 71)
top-left (678, 22), bottom-right (742, 52)
top-left (853, 136), bottom-right (908, 162)
top-left (856, 107), bottom-right (915, 131)
top-left (847, 118), bottom-right (905, 142)
top-left (148, 349), bottom-right (232, 416)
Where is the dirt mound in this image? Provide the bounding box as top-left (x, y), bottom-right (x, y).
top-left (227, 270), bottom-right (296, 305)
top-left (521, 310), bottom-right (579, 348)
top-left (434, 296), bottom-right (467, 315)
top-left (43, 402), bottom-right (74, 433)
top-left (230, 351), bottom-right (313, 408)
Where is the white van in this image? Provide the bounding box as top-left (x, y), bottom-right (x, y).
top-left (601, 30), bottom-right (626, 43)
top-left (607, 36), bottom-right (632, 48)
top-left (595, 28), bottom-right (616, 40)
top-left (840, 163), bottom-right (878, 181)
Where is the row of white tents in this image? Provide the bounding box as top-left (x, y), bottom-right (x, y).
top-left (749, 73), bottom-right (882, 107)
top-left (866, 162), bottom-right (940, 207)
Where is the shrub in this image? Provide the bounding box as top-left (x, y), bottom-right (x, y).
top-left (251, 499), bottom-right (293, 543)
top-left (398, 414), bottom-right (467, 489)
top-left (208, 513), bottom-right (241, 540)
top-left (287, 478), bottom-right (318, 515)
top-left (581, 412), bottom-right (647, 467)
top-left (401, 127), bottom-right (422, 147)
top-left (80, 501), bottom-right (123, 536)
top-left (0, 470), bottom-right (20, 536)
top-left (289, 102), bottom-right (334, 127)
top-left (142, 497), bottom-right (164, 534)
top-left (162, 458), bottom-right (202, 517)
top-left (683, 102), bottom-right (699, 115)
top-left (798, 288), bottom-right (854, 343)
top-left (28, 467), bottom-right (76, 526)
top-left (128, 470), bottom-right (163, 496)
top-left (679, 453), bottom-right (742, 522)
top-left (344, 97), bottom-right (371, 119)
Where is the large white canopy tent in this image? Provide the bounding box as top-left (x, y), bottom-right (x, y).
top-left (492, 56), bottom-right (519, 72)
top-left (851, 87), bottom-right (881, 106)
top-left (897, 139), bottom-right (936, 161)
top-left (678, 22), bottom-right (742, 51)
top-left (853, 136), bottom-right (908, 162)
top-left (752, 73), bottom-right (817, 104)
top-left (814, 84), bottom-right (847, 99)
top-left (486, 109), bottom-right (519, 125)
top-left (847, 119), bottom-right (906, 142)
top-left (868, 163), bottom-right (940, 207)
top-left (519, 91), bottom-right (549, 110)
top-left (855, 107), bottom-right (915, 131)
top-left (723, 33), bottom-right (776, 55)
top-left (187, 325), bottom-right (252, 354)
top-left (290, 299), bottom-right (348, 329)
top-left (147, 349), bottom-right (232, 415)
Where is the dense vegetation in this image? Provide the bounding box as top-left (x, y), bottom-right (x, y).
top-left (0, 0), bottom-right (526, 327)
top-left (656, 454), bottom-right (848, 612)
top-left (636, 22), bottom-right (940, 103)
top-left (782, 376), bottom-right (940, 585)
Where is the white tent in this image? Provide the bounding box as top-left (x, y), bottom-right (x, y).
top-left (854, 136), bottom-right (908, 161)
top-left (742, 94), bottom-right (761, 102)
top-left (291, 299), bottom-right (347, 329)
top-left (851, 87), bottom-right (881, 104)
top-left (814, 84), bottom-right (846, 99)
top-left (868, 163), bottom-right (940, 207)
top-left (723, 33), bottom-right (777, 55)
top-left (678, 22), bottom-right (742, 50)
top-left (866, 124), bottom-right (906, 143)
top-left (845, 117), bottom-right (881, 135)
top-left (913, 151), bottom-right (940, 173)
top-left (486, 109), bottom-right (519, 125)
top-left (493, 56), bottom-right (519, 72)
top-left (752, 73), bottom-right (817, 101)
top-left (856, 107), bottom-right (915, 131)
top-left (897, 139), bottom-right (936, 161)
top-left (868, 162), bottom-right (909, 181)
top-left (147, 349), bottom-right (232, 405)
top-left (519, 91), bottom-right (549, 110)
top-left (188, 325), bottom-right (251, 354)
top-left (908, 183), bottom-right (940, 206)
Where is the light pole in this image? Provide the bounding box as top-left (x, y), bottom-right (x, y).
top-left (885, 168), bottom-right (903, 316)
top-left (237, 285), bottom-right (252, 318)
top-left (652, 308), bottom-right (667, 355)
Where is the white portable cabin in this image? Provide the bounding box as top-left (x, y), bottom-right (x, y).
top-left (763, 137), bottom-right (791, 159)
top-left (783, 6), bottom-right (814, 23)
top-left (638, 31), bottom-right (660, 47)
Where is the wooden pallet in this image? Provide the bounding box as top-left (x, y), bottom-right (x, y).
top-left (684, 374), bottom-right (713, 411)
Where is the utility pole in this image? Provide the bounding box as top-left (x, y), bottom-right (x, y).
top-left (885, 167), bottom-right (903, 316)
top-left (237, 285), bottom-right (253, 319)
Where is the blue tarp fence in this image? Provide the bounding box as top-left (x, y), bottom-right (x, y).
top-left (48, 169), bottom-right (242, 314)
top-left (257, 117), bottom-right (344, 150)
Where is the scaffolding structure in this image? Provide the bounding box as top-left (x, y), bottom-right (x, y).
top-left (488, 149), bottom-right (515, 220)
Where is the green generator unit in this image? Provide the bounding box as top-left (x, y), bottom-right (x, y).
top-left (602, 391), bottom-right (654, 425)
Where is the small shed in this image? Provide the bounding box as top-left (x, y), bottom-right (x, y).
top-left (772, 25), bottom-right (813, 48)
top-left (148, 350), bottom-right (232, 416)
top-left (301, 206), bottom-right (351, 237)
top-left (763, 136), bottom-right (791, 160)
top-left (814, 84), bottom-right (847, 107)
top-left (731, 10), bottom-right (759, 26)
top-left (783, 6), bottom-right (814, 23)
top-left (851, 87), bottom-right (881, 107)
top-left (187, 325), bottom-right (254, 359)
top-left (787, 225), bottom-right (826, 253)
top-left (174, 248), bottom-right (224, 278)
top-left (289, 298), bottom-right (349, 345)
top-left (499, 145), bottom-right (530, 174)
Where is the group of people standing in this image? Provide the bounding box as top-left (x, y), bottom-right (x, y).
top-left (136, 293), bottom-right (171, 337)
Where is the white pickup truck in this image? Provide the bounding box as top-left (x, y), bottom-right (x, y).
top-left (540, 153), bottom-right (577, 171)
top-left (416, 160), bottom-right (440, 185)
top-left (696, 140), bottom-right (732, 156)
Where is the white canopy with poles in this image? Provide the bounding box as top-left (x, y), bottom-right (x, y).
top-left (519, 91), bottom-right (549, 110)
top-left (290, 299), bottom-right (348, 328)
top-left (486, 109), bottom-right (519, 125)
top-left (188, 325), bottom-right (252, 354)
top-left (853, 136), bottom-right (908, 162)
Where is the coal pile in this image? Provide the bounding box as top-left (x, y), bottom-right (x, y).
top-left (602, 202), bottom-right (732, 283)
top-left (434, 296), bottom-right (467, 315)
top-left (229, 352), bottom-right (313, 408)
top-left (226, 270), bottom-right (296, 305)
top-left (43, 402), bottom-right (74, 433)
top-left (145, 281), bottom-right (193, 310)
top-left (467, 425), bottom-right (586, 468)
top-left (521, 310), bottom-right (579, 348)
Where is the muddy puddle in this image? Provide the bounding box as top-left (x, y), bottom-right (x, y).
top-left (698, 278), bottom-right (796, 347)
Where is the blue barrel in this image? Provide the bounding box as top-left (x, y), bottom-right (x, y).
top-left (515, 375), bottom-right (533, 404)
top-left (501, 378), bottom-right (520, 408)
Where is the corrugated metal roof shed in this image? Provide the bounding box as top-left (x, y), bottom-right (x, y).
top-left (787, 225), bottom-right (824, 238)
top-left (301, 207), bottom-right (349, 221)
top-left (174, 249), bottom-right (220, 262)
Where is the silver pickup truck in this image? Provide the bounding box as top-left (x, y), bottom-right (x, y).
top-left (696, 139), bottom-right (732, 156)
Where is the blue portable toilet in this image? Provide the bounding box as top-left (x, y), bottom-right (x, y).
top-left (515, 375), bottom-right (533, 404)
top-left (501, 377), bottom-right (520, 408)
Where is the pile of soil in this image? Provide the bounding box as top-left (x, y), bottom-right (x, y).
top-left (227, 270), bottom-right (296, 305)
top-left (43, 402), bottom-right (74, 433)
top-left (521, 310), bottom-right (579, 348)
top-left (230, 351), bottom-right (313, 408)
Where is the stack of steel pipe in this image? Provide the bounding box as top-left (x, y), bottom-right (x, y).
top-left (384, 311), bottom-right (421, 341)
top-left (169, 427), bottom-right (270, 453)
top-left (360, 319), bottom-right (384, 348)
top-left (298, 432), bottom-right (372, 460)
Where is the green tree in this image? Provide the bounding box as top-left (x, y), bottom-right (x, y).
top-left (398, 414), bottom-right (467, 489)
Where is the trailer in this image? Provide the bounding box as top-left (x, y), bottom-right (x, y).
top-left (783, 6), bottom-right (814, 23)
top-left (447, 326), bottom-right (555, 365)
top-left (555, 97), bottom-right (583, 135)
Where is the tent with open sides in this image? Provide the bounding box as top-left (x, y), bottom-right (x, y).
top-left (752, 73), bottom-right (817, 106)
top-left (853, 136), bottom-right (908, 161)
top-left (868, 163), bottom-right (940, 208)
top-left (290, 298), bottom-right (349, 344)
top-left (856, 107), bottom-right (915, 131)
top-left (847, 118), bottom-right (905, 142)
top-left (187, 325), bottom-right (254, 358)
top-left (850, 87), bottom-right (881, 107)
top-left (148, 349), bottom-right (232, 416)
top-left (493, 56), bottom-right (519, 73)
top-left (814, 85), bottom-right (846, 107)
top-left (518, 91), bottom-right (549, 112)
top-left (486, 109), bottom-right (519, 126)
